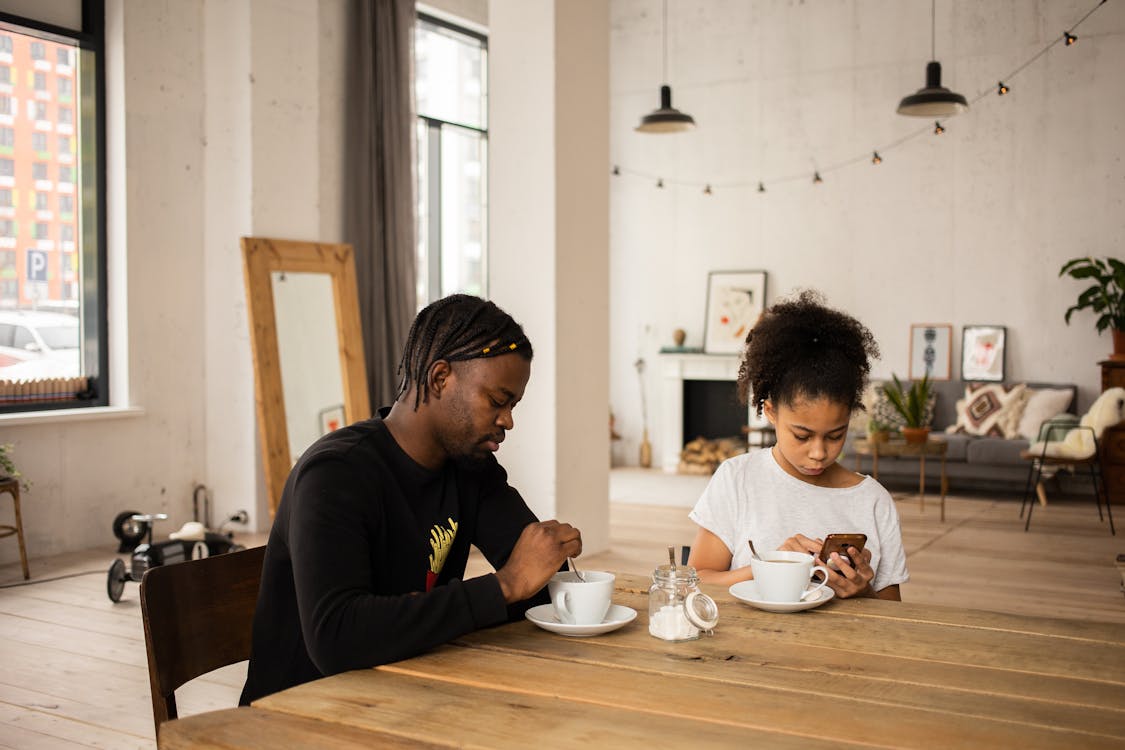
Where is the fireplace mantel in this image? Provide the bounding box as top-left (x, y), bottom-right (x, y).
top-left (659, 353), bottom-right (747, 472)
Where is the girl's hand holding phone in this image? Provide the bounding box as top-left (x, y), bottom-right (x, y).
top-left (822, 546), bottom-right (875, 598)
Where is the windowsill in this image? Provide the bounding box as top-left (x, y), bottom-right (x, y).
top-left (0, 404), bottom-right (145, 426)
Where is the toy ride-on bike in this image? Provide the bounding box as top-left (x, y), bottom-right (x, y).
top-left (106, 512), bottom-right (244, 602)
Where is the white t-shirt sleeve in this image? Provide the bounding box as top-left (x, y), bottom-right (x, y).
top-left (688, 459), bottom-right (741, 555)
top-left (869, 484), bottom-right (910, 591)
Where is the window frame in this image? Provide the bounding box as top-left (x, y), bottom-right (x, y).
top-left (0, 1), bottom-right (108, 413)
top-left (414, 12), bottom-right (489, 307)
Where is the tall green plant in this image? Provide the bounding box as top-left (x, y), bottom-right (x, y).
top-left (881, 374), bottom-right (932, 429)
top-left (1060, 257), bottom-right (1125, 334)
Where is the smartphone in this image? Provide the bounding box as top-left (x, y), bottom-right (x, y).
top-left (818, 533), bottom-right (867, 571)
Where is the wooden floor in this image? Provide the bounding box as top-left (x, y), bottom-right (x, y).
top-left (0, 469), bottom-right (1121, 749)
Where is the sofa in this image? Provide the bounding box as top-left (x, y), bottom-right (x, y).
top-left (844, 380), bottom-right (1079, 494)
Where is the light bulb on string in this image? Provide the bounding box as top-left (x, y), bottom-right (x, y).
top-left (872, 151), bottom-right (882, 165)
top-left (934, 120), bottom-right (945, 135)
top-left (997, 81), bottom-right (1009, 95)
top-left (757, 182), bottom-right (766, 193)
top-left (612, 165), bottom-right (620, 175)
top-left (1065, 31), bottom-right (1077, 45)
top-left (656, 178), bottom-right (664, 189)
top-left (813, 172), bottom-right (823, 185)
top-left (703, 184), bottom-right (712, 195)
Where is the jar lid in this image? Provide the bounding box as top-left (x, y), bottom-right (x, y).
top-left (683, 590), bottom-right (719, 632)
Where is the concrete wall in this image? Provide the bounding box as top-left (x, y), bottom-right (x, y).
top-left (610, 0), bottom-right (1125, 466)
top-left (0, 0), bottom-right (348, 565)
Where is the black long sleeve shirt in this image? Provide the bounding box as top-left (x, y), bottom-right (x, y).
top-left (239, 412), bottom-right (545, 704)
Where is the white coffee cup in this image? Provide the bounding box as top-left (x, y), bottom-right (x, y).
top-left (548, 570), bottom-right (614, 625)
top-left (749, 551), bottom-right (831, 603)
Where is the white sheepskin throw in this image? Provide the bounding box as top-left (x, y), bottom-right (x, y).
top-left (1027, 387), bottom-right (1125, 459)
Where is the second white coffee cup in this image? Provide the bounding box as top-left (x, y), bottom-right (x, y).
top-left (749, 551), bottom-right (830, 603)
top-left (548, 570), bottom-right (614, 625)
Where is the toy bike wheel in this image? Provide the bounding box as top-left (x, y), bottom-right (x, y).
top-left (106, 558), bottom-right (127, 602)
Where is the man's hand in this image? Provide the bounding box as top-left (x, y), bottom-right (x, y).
top-left (495, 520), bottom-right (582, 603)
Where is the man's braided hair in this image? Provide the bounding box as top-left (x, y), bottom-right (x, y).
top-left (737, 290), bottom-right (879, 416)
top-left (397, 294), bottom-right (533, 410)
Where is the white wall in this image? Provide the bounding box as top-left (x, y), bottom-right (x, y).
top-left (0, 0), bottom-right (348, 566)
top-left (610, 0), bottom-right (1125, 466)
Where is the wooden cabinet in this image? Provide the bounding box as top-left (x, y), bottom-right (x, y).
top-left (1099, 360), bottom-right (1125, 505)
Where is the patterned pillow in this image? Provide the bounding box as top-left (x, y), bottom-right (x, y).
top-left (870, 381), bottom-right (936, 430)
top-left (945, 383), bottom-right (1028, 438)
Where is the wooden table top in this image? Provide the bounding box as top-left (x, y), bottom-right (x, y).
top-left (852, 437), bottom-right (948, 457)
top-left (159, 572), bottom-right (1125, 749)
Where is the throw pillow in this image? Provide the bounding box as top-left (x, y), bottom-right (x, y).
top-left (947, 383), bottom-right (1027, 438)
top-left (1017, 388), bottom-right (1075, 441)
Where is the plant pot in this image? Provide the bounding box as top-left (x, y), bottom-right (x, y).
top-left (901, 427), bottom-right (931, 445)
top-left (867, 430), bottom-right (890, 444)
top-left (1112, 329), bottom-right (1125, 362)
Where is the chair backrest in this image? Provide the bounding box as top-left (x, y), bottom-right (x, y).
top-left (139, 544), bottom-right (265, 733)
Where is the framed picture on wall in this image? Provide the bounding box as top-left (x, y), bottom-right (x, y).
top-left (703, 270), bottom-right (767, 355)
top-left (909, 323), bottom-right (952, 381)
top-left (961, 325), bottom-right (1006, 382)
top-left (318, 404), bottom-right (345, 435)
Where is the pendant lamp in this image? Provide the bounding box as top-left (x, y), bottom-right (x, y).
top-left (897, 0), bottom-right (968, 117)
top-left (636, 0), bottom-right (695, 133)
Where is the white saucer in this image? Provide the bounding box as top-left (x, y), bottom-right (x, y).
top-left (728, 580), bottom-right (836, 613)
top-left (525, 603), bottom-right (637, 637)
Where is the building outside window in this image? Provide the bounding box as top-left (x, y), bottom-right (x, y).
top-left (0, 66), bottom-right (9, 84)
top-left (0, 128), bottom-right (12, 148)
top-left (413, 14), bottom-right (487, 307)
top-left (0, 6), bottom-right (107, 412)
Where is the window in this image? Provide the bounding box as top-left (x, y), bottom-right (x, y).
top-left (413, 14), bottom-right (488, 306)
top-left (0, 250), bottom-right (13, 270)
top-left (0, 66), bottom-right (9, 84)
top-left (0, 128), bottom-right (12, 147)
top-left (0, 96), bottom-right (10, 115)
top-left (0, 6), bottom-right (106, 411)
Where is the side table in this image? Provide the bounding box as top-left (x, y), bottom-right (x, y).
top-left (851, 437), bottom-right (948, 522)
top-left (0, 476), bottom-right (29, 580)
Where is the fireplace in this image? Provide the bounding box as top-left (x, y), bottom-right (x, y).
top-left (659, 353), bottom-right (743, 471)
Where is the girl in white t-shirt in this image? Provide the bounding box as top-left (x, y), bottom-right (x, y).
top-left (688, 291), bottom-right (908, 600)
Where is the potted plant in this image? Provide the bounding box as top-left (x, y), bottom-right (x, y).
top-left (866, 418), bottom-right (891, 444)
top-left (1060, 256), bottom-right (1125, 360)
top-left (882, 374), bottom-right (933, 444)
top-left (0, 443), bottom-right (30, 491)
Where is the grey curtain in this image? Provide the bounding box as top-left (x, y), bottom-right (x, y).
top-left (344, 0), bottom-right (417, 412)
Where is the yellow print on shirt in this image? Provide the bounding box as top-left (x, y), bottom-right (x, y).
top-left (428, 517), bottom-right (458, 577)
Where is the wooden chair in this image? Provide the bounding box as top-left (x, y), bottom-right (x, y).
top-left (139, 544), bottom-right (265, 734)
top-left (0, 476), bottom-right (29, 580)
top-left (1020, 424), bottom-right (1115, 535)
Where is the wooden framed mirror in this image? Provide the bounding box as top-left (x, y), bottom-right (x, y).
top-left (241, 237), bottom-right (371, 517)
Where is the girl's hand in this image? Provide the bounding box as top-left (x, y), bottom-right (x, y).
top-left (777, 533), bottom-right (822, 556)
top-left (821, 546), bottom-right (875, 598)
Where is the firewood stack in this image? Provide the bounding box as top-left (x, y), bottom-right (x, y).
top-left (678, 436), bottom-right (747, 474)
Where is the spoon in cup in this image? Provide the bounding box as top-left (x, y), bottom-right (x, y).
top-left (747, 539), bottom-right (762, 561)
top-left (568, 557), bottom-right (586, 582)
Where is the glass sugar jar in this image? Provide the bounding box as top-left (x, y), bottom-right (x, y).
top-left (648, 563), bottom-right (718, 642)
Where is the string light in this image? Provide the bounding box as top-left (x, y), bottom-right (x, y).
top-left (614, 0), bottom-right (1105, 195)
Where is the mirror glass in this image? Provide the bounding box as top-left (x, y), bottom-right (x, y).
top-left (242, 237), bottom-right (370, 518)
top-left (271, 271), bottom-right (345, 463)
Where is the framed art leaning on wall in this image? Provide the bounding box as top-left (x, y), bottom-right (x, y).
top-left (961, 325), bottom-right (1006, 382)
top-left (909, 323), bottom-right (952, 380)
top-left (703, 270), bottom-right (767, 354)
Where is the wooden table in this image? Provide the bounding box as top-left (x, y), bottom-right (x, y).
top-left (852, 437), bottom-right (948, 521)
top-left (159, 572), bottom-right (1125, 748)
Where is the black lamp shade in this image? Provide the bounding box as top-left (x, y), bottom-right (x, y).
top-left (636, 85), bottom-right (696, 133)
top-left (897, 61), bottom-right (968, 117)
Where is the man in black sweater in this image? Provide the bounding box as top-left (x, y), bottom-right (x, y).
top-left (240, 295), bottom-right (582, 704)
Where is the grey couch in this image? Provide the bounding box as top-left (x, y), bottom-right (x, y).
top-left (844, 380), bottom-right (1078, 494)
